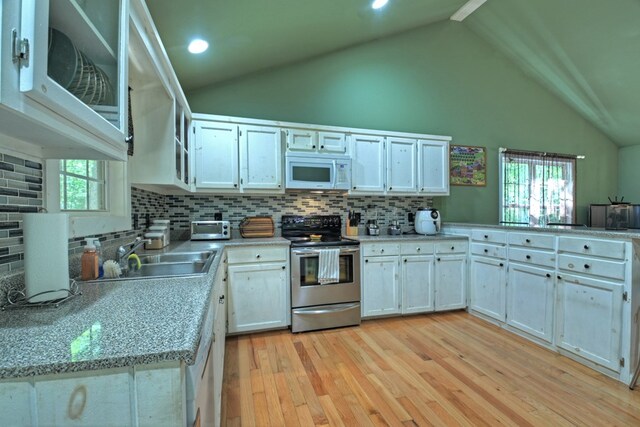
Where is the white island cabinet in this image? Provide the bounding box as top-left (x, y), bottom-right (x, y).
top-left (1, 0), bottom-right (129, 159)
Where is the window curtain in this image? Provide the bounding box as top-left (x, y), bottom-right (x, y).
top-left (501, 150), bottom-right (576, 226)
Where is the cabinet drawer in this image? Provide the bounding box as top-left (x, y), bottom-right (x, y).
top-left (558, 254), bottom-right (625, 281)
top-left (508, 247), bottom-right (556, 268)
top-left (227, 246), bottom-right (288, 264)
top-left (362, 243), bottom-right (400, 257)
top-left (507, 232), bottom-right (555, 250)
top-left (400, 241), bottom-right (434, 255)
top-left (471, 243), bottom-right (506, 259)
top-left (471, 230), bottom-right (507, 244)
top-left (435, 240), bottom-right (468, 254)
top-left (557, 237), bottom-right (625, 260)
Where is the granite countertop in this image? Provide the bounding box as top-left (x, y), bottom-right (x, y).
top-left (351, 233), bottom-right (468, 242)
top-left (444, 222), bottom-right (640, 240)
top-left (0, 237), bottom-right (290, 380)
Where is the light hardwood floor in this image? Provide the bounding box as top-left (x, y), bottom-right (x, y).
top-left (221, 312), bottom-right (640, 426)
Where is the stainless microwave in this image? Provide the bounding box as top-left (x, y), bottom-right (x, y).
top-left (285, 153), bottom-right (351, 191)
top-left (191, 221), bottom-right (231, 240)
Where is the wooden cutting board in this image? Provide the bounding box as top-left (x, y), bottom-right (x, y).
top-left (239, 216), bottom-right (275, 238)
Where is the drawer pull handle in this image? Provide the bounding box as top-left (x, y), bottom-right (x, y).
top-left (321, 145), bottom-right (325, 149)
top-left (417, 247), bottom-right (421, 252)
top-left (404, 259), bottom-right (407, 263)
top-left (526, 255), bottom-right (531, 260)
top-left (484, 249), bottom-right (488, 253)
top-left (546, 273), bottom-right (551, 278)
top-left (381, 249), bottom-right (384, 253)
top-left (499, 263), bottom-right (504, 267)
top-left (312, 145), bottom-right (316, 149)
top-left (437, 258), bottom-right (441, 262)
top-left (584, 264), bottom-right (590, 269)
top-left (256, 254), bottom-right (261, 259)
top-left (365, 259), bottom-right (369, 263)
top-left (282, 266), bottom-right (286, 270)
top-left (526, 239), bottom-right (531, 243)
top-left (451, 246), bottom-right (455, 250)
top-left (484, 235), bottom-right (489, 239)
top-left (557, 275), bottom-right (562, 280)
top-left (584, 245), bottom-right (590, 250)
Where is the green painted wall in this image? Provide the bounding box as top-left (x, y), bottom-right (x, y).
top-left (187, 22), bottom-right (618, 224)
top-left (618, 146), bottom-right (640, 202)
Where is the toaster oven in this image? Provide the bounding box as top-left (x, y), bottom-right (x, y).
top-left (191, 221), bottom-right (231, 240)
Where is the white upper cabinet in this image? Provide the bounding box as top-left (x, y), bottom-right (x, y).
top-left (418, 139), bottom-right (449, 195)
top-left (318, 131), bottom-right (347, 154)
top-left (127, 0), bottom-right (191, 191)
top-left (1, 0), bottom-right (129, 159)
top-left (285, 129), bottom-right (347, 154)
top-left (351, 134), bottom-right (385, 193)
top-left (194, 122), bottom-right (239, 190)
top-left (386, 137), bottom-right (417, 193)
top-left (240, 125), bottom-right (283, 192)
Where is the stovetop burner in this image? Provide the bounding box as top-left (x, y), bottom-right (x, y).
top-left (282, 215), bottom-right (360, 247)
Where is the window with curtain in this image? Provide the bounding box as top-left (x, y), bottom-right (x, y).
top-left (499, 149), bottom-right (576, 226)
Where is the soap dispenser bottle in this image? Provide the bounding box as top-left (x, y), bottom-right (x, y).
top-left (81, 238), bottom-right (99, 281)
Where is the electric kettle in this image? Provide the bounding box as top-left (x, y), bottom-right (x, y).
top-left (415, 208), bottom-right (441, 235)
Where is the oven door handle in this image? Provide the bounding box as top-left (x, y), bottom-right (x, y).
top-left (294, 303), bottom-right (359, 315)
top-left (292, 248), bottom-right (360, 255)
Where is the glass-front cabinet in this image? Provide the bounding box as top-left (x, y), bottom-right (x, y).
top-left (2, 0), bottom-right (129, 159)
top-left (174, 100), bottom-right (190, 186)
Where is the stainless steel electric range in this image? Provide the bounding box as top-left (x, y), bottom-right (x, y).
top-left (282, 215), bottom-right (361, 333)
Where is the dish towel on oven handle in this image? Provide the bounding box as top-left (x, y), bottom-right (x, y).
top-left (318, 248), bottom-right (340, 285)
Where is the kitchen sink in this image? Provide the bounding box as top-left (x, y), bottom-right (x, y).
top-left (91, 250), bottom-right (217, 282)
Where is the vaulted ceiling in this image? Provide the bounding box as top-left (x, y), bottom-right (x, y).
top-left (146, 0), bottom-right (640, 146)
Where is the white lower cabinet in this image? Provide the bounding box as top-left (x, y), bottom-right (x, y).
top-left (556, 273), bottom-right (624, 372)
top-left (226, 246), bottom-right (289, 334)
top-left (469, 256), bottom-right (506, 321)
top-left (506, 263), bottom-right (555, 343)
top-left (362, 255), bottom-right (401, 317)
top-left (435, 254), bottom-right (467, 311)
top-left (401, 255), bottom-right (434, 314)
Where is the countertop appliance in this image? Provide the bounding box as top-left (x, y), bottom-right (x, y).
top-left (285, 153), bottom-right (351, 191)
top-left (415, 208), bottom-right (441, 235)
top-left (388, 220), bottom-right (401, 235)
top-left (190, 220), bottom-right (230, 240)
top-left (367, 220), bottom-right (380, 236)
top-left (282, 215), bottom-right (361, 333)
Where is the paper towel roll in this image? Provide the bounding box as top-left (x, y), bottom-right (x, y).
top-left (23, 213), bottom-right (70, 302)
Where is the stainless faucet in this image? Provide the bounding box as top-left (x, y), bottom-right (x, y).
top-left (116, 237), bottom-right (150, 269)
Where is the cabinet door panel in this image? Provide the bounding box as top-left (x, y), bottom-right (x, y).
top-left (506, 263), bottom-right (554, 343)
top-left (401, 255), bottom-right (434, 314)
top-left (240, 125), bottom-right (283, 190)
top-left (362, 256), bottom-right (400, 317)
top-left (228, 262), bottom-right (288, 333)
top-left (418, 140), bottom-right (449, 195)
top-left (556, 274), bottom-right (623, 371)
top-left (195, 122), bottom-right (239, 189)
top-left (469, 256), bottom-right (506, 321)
top-left (387, 137), bottom-right (417, 193)
top-left (286, 129), bottom-right (316, 151)
top-left (351, 134), bottom-right (385, 193)
top-left (318, 132), bottom-right (347, 153)
top-left (435, 255), bottom-right (467, 311)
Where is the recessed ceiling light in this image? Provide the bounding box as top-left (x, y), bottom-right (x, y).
top-left (188, 39), bottom-right (209, 54)
top-left (450, 0), bottom-right (487, 22)
top-left (371, 0), bottom-right (389, 10)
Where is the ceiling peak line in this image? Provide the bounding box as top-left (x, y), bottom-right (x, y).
top-left (450, 0), bottom-right (488, 22)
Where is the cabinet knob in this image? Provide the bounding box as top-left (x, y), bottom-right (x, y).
top-left (451, 246), bottom-right (455, 250)
top-left (584, 264), bottom-right (590, 269)
top-left (499, 263), bottom-right (504, 267)
top-left (484, 235), bottom-right (489, 239)
top-left (353, 186), bottom-right (357, 190)
top-left (546, 273), bottom-right (551, 278)
top-left (557, 275), bottom-right (562, 280)
top-left (282, 265), bottom-right (286, 270)
top-left (234, 184), bottom-right (238, 187)
top-left (312, 145), bottom-right (316, 149)
top-left (365, 259), bottom-right (369, 263)
top-left (256, 254), bottom-right (261, 259)
top-left (278, 184), bottom-right (281, 188)
top-left (321, 145), bottom-right (325, 149)
top-left (584, 245), bottom-right (590, 250)
top-left (417, 247), bottom-right (421, 252)
top-left (404, 259), bottom-right (407, 263)
top-left (525, 239), bottom-right (531, 243)
top-left (381, 249), bottom-right (384, 253)
top-left (437, 258), bottom-right (441, 262)
top-left (389, 187), bottom-right (393, 190)
top-left (484, 249), bottom-right (488, 253)
top-left (421, 188), bottom-right (424, 191)
top-left (526, 255), bottom-right (531, 260)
